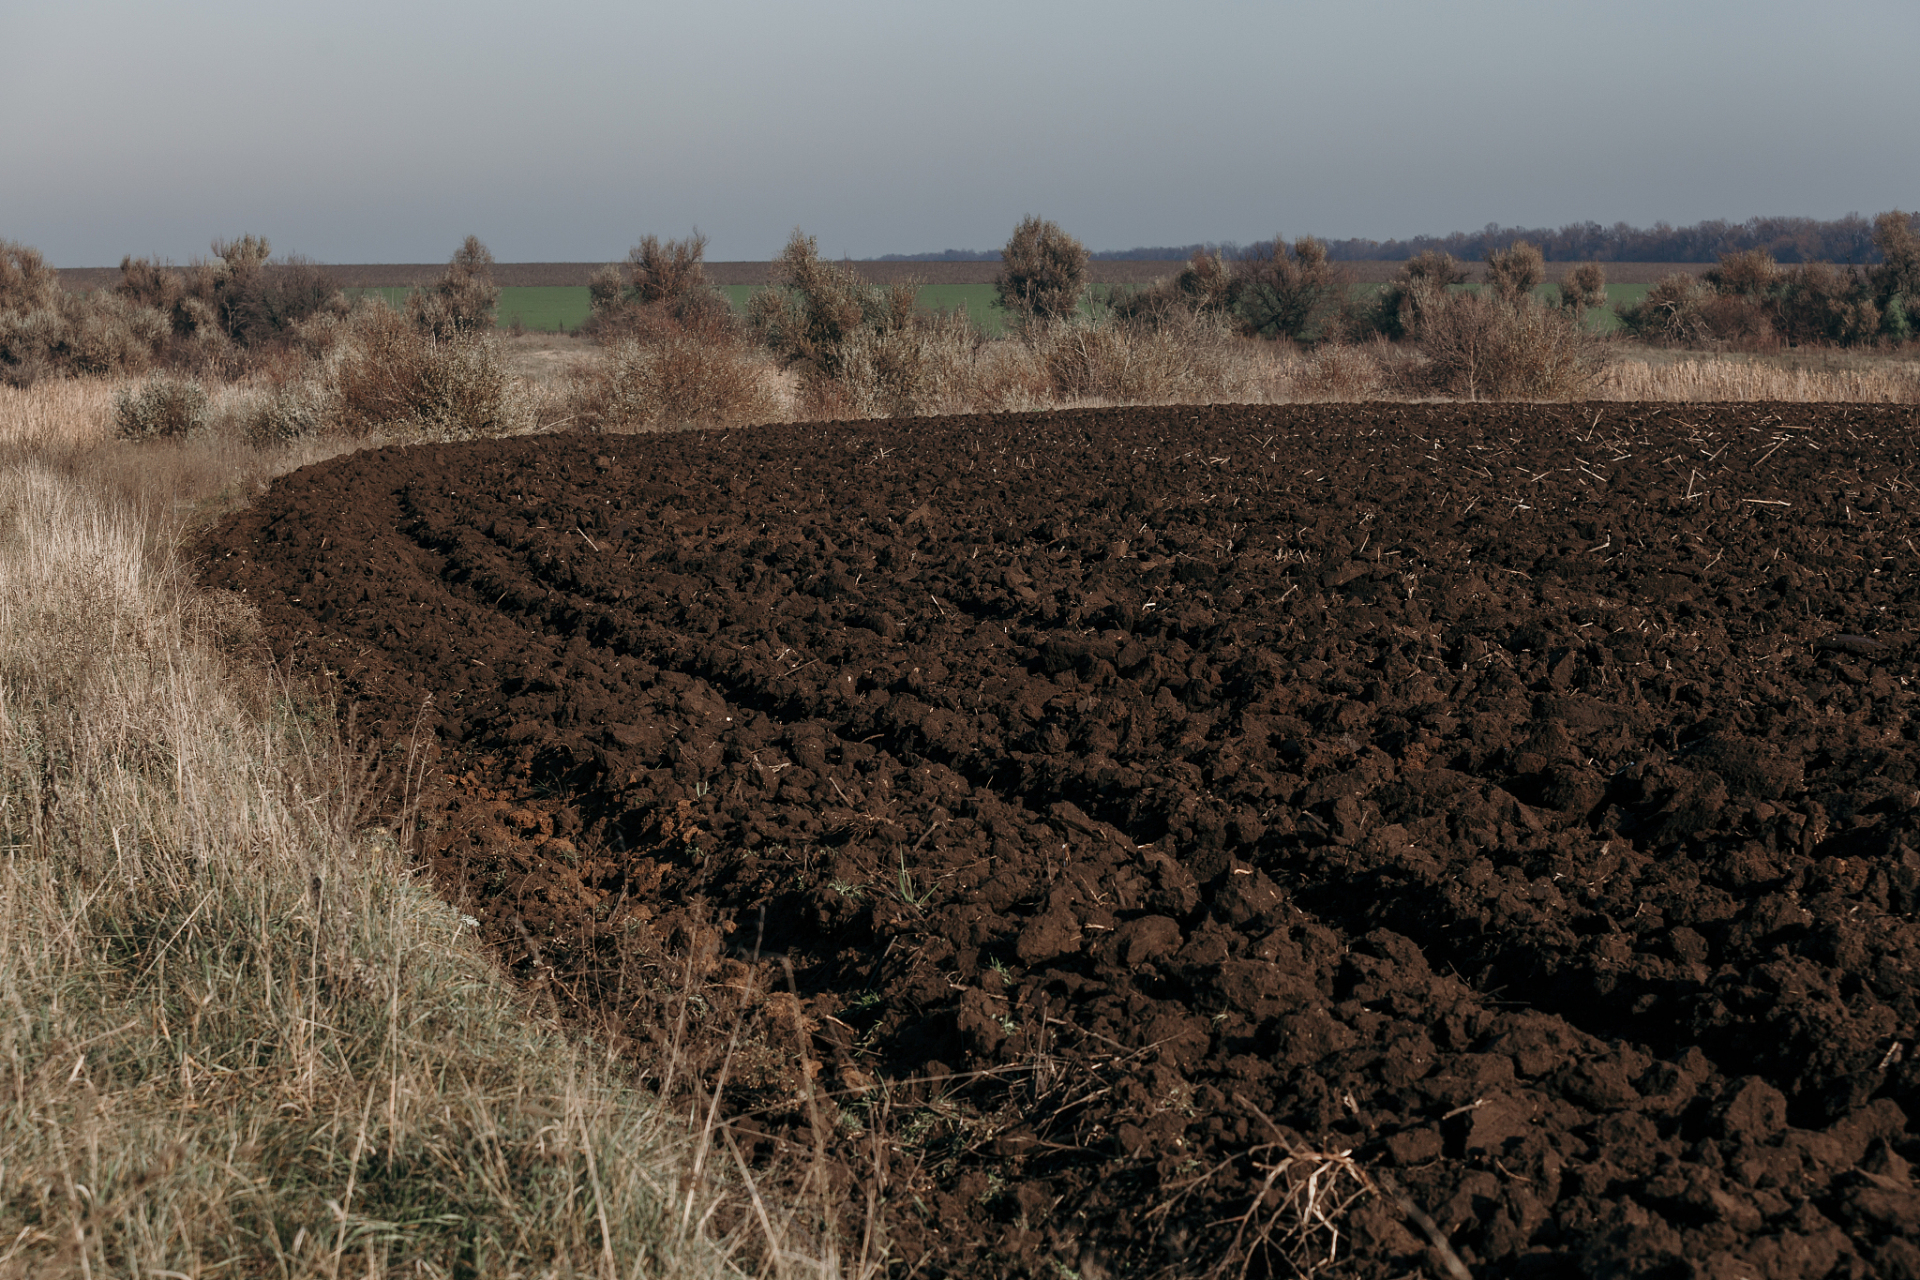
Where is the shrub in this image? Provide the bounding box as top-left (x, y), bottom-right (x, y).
top-left (1703, 249), bottom-right (1779, 300)
top-left (572, 332), bottom-right (779, 431)
top-left (1618, 259), bottom-right (1777, 349)
top-left (117, 258), bottom-right (232, 373)
top-left (1234, 237), bottom-right (1348, 340)
top-left (1417, 289), bottom-right (1604, 400)
top-left (1619, 238), bottom-right (1907, 350)
top-left (113, 373), bottom-right (210, 439)
top-left (329, 303), bottom-right (522, 440)
top-left (0, 310), bottom-right (54, 386)
top-left (1558, 262), bottom-right (1608, 317)
top-left (1884, 295), bottom-right (1914, 344)
top-left (1105, 249), bottom-right (1239, 331)
top-left (993, 216), bottom-right (1089, 326)
top-left (583, 232), bottom-right (734, 343)
top-left (206, 235), bottom-right (271, 341)
top-left (0, 240), bottom-right (61, 313)
top-left (115, 254), bottom-right (186, 316)
top-left (806, 324), bottom-right (931, 418)
top-left (841, 313), bottom-right (1050, 417)
top-left (59, 292), bottom-right (172, 375)
top-left (1871, 211), bottom-right (1919, 340)
top-left (1288, 342), bottom-right (1387, 400)
top-left (748, 230), bottom-right (921, 385)
top-left (1772, 262), bottom-right (1879, 346)
top-left (114, 238), bottom-right (344, 356)
top-left (408, 235), bottom-right (500, 339)
top-left (1871, 211), bottom-right (1920, 299)
top-left (1025, 309), bottom-right (1246, 405)
top-left (1617, 273), bottom-right (1718, 346)
top-left (1484, 240), bottom-right (1545, 303)
top-left (226, 254), bottom-right (345, 347)
top-left (587, 263), bottom-right (623, 311)
top-left (1692, 292), bottom-right (1778, 347)
top-left (1, 292), bottom-right (170, 385)
top-left (1370, 251), bottom-right (1469, 339)
top-left (241, 377), bottom-right (331, 446)
top-left (1176, 249), bottom-right (1237, 315)
top-left (1, 244), bottom-right (174, 384)
top-left (627, 232), bottom-right (709, 304)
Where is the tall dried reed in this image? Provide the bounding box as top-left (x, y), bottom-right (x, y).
top-left (1597, 358), bottom-right (1920, 402)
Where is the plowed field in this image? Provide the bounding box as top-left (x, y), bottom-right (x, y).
top-left (198, 403), bottom-right (1920, 1279)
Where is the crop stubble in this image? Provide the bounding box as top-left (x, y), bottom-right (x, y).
top-left (199, 403), bottom-right (1920, 1278)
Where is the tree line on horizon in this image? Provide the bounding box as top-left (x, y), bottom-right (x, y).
top-left (870, 211), bottom-right (1920, 266)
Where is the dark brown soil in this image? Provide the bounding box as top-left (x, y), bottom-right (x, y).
top-left (197, 403), bottom-right (1920, 1279)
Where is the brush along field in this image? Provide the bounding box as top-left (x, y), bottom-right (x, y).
top-left (197, 401), bottom-right (1920, 1279)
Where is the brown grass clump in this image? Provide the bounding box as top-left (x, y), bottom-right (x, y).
top-left (238, 374), bottom-right (335, 446)
top-left (0, 439), bottom-right (749, 1279)
top-left (1285, 342), bottom-right (1389, 400)
top-left (0, 378), bottom-right (119, 452)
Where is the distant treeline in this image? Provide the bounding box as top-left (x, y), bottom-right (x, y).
top-left (873, 212), bottom-right (1920, 265)
top-left (871, 246), bottom-right (1226, 263)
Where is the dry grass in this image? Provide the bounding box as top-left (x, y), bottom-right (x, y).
top-left (0, 381), bottom-right (119, 451)
top-left (1596, 354), bottom-right (1920, 402)
top-left (572, 333), bottom-right (787, 433)
top-left (1024, 313), bottom-right (1256, 404)
top-left (0, 381), bottom-right (842, 1280)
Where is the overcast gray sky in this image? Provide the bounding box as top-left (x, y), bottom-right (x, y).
top-left (4, 0), bottom-right (1916, 266)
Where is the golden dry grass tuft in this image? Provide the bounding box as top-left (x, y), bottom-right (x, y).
top-left (0, 381), bottom-right (838, 1279)
top-left (1596, 355), bottom-right (1920, 402)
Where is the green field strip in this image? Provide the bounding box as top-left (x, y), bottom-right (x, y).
top-left (349, 286), bottom-right (592, 332)
top-left (355, 281), bottom-right (1648, 336)
top-left (496, 286), bottom-right (592, 332)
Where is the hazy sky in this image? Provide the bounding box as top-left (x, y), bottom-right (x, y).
top-left (5, 0), bottom-right (1916, 266)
